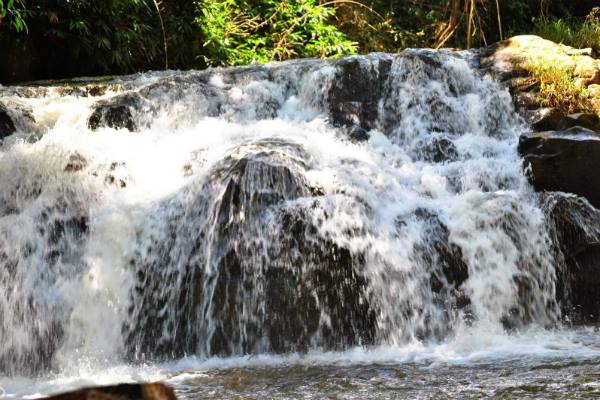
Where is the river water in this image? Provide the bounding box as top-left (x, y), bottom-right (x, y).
top-left (0, 51), bottom-right (599, 398)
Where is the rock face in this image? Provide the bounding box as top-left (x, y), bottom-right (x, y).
top-left (518, 127), bottom-right (600, 209)
top-left (41, 383), bottom-right (176, 400)
top-left (544, 194), bottom-right (600, 323)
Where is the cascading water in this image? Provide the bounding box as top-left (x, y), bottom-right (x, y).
top-left (0, 50), bottom-right (599, 398)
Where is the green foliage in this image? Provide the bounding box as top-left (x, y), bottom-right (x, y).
top-left (1, 0), bottom-right (599, 83)
top-left (531, 19), bottom-right (574, 44)
top-left (532, 8), bottom-right (600, 49)
top-left (0, 0), bottom-right (27, 32)
top-left (27, 0), bottom-right (160, 73)
top-left (197, 0), bottom-right (356, 66)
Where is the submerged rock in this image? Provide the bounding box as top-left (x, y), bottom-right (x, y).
top-left (64, 152), bottom-right (88, 172)
top-left (518, 127), bottom-right (600, 208)
top-left (418, 136), bottom-right (459, 163)
top-left (41, 383), bottom-right (176, 400)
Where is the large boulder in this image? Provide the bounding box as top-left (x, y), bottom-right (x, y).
top-left (124, 140), bottom-right (377, 360)
top-left (518, 127), bottom-right (600, 209)
top-left (480, 35), bottom-right (600, 84)
top-left (41, 383), bottom-right (176, 400)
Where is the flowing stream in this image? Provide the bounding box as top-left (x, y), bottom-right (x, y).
top-left (0, 50), bottom-right (599, 398)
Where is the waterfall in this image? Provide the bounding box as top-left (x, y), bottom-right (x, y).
top-left (0, 50), bottom-right (570, 377)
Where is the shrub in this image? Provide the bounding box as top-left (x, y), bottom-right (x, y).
top-left (532, 7), bottom-right (600, 49)
top-left (196, 0), bottom-right (357, 66)
top-left (522, 59), bottom-right (595, 116)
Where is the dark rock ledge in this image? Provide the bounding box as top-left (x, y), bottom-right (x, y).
top-left (518, 127), bottom-right (600, 209)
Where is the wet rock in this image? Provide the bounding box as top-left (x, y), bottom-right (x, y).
top-left (0, 103), bottom-right (16, 139)
top-left (0, 204), bottom-right (88, 376)
top-left (328, 56), bottom-right (392, 132)
top-left (87, 78), bottom-right (226, 132)
top-left (213, 64), bottom-right (270, 86)
top-left (544, 194), bottom-right (600, 324)
top-left (125, 142), bottom-right (376, 360)
top-left (0, 100), bottom-right (36, 140)
top-left (393, 208), bottom-right (469, 340)
top-left (0, 308), bottom-right (62, 376)
top-left (566, 244), bottom-right (600, 323)
top-left (88, 93), bottom-right (140, 131)
top-left (518, 127), bottom-right (600, 208)
top-left (264, 209), bottom-right (376, 352)
top-left (567, 113), bottom-right (600, 131)
top-left (104, 162), bottom-right (128, 188)
top-left (529, 108), bottom-right (577, 132)
top-left (0, 86), bottom-right (49, 98)
top-left (41, 383), bottom-right (176, 400)
top-left (411, 209), bottom-right (469, 292)
top-left (528, 109), bottom-right (600, 133)
top-left (513, 91), bottom-right (541, 110)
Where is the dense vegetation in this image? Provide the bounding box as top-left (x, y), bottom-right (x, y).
top-left (0, 0), bottom-right (598, 83)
